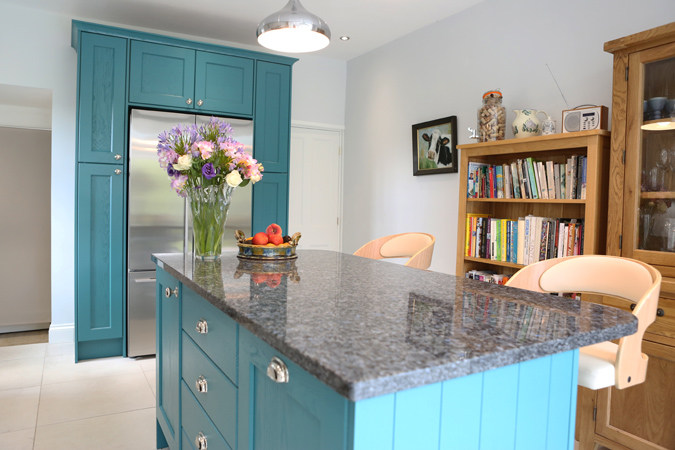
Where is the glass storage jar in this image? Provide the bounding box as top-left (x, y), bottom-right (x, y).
top-left (478, 90), bottom-right (506, 142)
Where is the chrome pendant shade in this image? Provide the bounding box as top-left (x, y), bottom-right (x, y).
top-left (257, 0), bottom-right (331, 53)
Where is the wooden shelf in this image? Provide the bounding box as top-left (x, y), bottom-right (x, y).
top-left (467, 198), bottom-right (586, 204)
top-left (464, 256), bottom-right (524, 269)
top-left (641, 191), bottom-right (675, 199)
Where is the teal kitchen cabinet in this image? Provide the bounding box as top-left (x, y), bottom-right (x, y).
top-left (156, 267), bottom-right (182, 450)
top-left (252, 172), bottom-right (289, 234)
top-left (76, 32), bottom-right (127, 164)
top-left (129, 40), bottom-right (254, 117)
top-left (76, 163), bottom-right (125, 360)
top-left (254, 61), bottom-right (291, 172)
top-left (238, 327), bottom-right (349, 450)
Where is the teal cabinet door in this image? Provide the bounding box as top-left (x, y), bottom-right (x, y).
top-left (129, 40), bottom-right (196, 109)
top-left (77, 32), bottom-right (127, 164)
top-left (254, 61), bottom-right (291, 172)
top-left (195, 52), bottom-right (254, 116)
top-left (76, 163), bottom-right (125, 358)
top-left (238, 328), bottom-right (348, 450)
top-left (156, 267), bottom-right (182, 450)
top-left (252, 172), bottom-right (288, 234)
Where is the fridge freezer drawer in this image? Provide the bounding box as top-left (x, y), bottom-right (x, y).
top-left (128, 271), bottom-right (157, 357)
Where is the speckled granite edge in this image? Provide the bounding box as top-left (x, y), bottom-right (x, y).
top-left (153, 252), bottom-right (638, 402)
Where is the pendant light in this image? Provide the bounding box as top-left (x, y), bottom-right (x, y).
top-left (257, 0), bottom-right (331, 53)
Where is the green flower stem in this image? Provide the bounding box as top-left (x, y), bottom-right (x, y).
top-left (187, 184), bottom-right (236, 260)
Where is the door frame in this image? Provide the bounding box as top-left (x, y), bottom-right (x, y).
top-left (290, 120), bottom-right (345, 252)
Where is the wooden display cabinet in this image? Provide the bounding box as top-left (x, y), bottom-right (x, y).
top-left (455, 130), bottom-right (610, 279)
top-left (583, 22), bottom-right (675, 450)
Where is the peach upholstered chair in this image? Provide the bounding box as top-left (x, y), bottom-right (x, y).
top-left (506, 255), bottom-right (661, 450)
top-left (353, 233), bottom-right (435, 270)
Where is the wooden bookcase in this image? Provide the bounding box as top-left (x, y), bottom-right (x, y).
top-left (455, 129), bottom-right (611, 278)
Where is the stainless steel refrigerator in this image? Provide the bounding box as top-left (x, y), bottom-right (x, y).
top-left (127, 110), bottom-right (253, 357)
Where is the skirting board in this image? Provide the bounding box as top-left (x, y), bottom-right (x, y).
top-left (49, 323), bottom-right (74, 343)
top-left (0, 322), bottom-right (50, 334)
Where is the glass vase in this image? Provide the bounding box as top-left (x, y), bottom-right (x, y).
top-left (186, 184), bottom-right (236, 261)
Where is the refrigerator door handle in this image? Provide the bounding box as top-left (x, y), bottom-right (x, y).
top-left (134, 278), bottom-right (156, 283)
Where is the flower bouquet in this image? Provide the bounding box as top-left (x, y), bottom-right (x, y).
top-left (157, 117), bottom-right (263, 260)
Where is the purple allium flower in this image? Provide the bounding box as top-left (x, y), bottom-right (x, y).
top-left (202, 163), bottom-right (217, 179)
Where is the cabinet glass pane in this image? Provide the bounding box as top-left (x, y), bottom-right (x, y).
top-left (638, 56), bottom-right (675, 252)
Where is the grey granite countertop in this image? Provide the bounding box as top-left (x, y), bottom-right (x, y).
top-left (153, 250), bottom-right (637, 402)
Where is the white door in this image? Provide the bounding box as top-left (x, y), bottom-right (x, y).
top-left (289, 127), bottom-right (342, 251)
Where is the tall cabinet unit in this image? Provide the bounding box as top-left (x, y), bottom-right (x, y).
top-left (597, 23), bottom-right (675, 450)
top-left (455, 130), bottom-right (611, 279)
top-left (72, 21), bottom-right (296, 362)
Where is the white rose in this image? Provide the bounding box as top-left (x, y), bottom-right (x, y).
top-left (225, 171), bottom-right (243, 187)
top-left (173, 154), bottom-right (192, 171)
top-left (250, 172), bottom-right (262, 184)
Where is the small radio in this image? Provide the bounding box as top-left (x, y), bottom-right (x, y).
top-left (562, 106), bottom-right (608, 133)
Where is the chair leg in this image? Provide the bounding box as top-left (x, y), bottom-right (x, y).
top-left (577, 387), bottom-right (597, 450)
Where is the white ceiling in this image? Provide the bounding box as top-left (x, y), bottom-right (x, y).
top-left (6, 0), bottom-right (486, 60)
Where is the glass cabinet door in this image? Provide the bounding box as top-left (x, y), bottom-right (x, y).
top-left (625, 41), bottom-right (675, 265)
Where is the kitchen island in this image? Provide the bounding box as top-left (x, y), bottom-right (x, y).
top-left (153, 250), bottom-right (636, 450)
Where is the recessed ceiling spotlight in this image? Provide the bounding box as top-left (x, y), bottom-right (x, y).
top-left (339, 36), bottom-right (350, 41)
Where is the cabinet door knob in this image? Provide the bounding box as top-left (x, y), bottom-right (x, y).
top-left (266, 357), bottom-right (290, 383)
top-left (195, 431), bottom-right (207, 449)
top-left (114, 169), bottom-right (122, 175)
top-left (197, 99), bottom-right (203, 106)
top-left (196, 319), bottom-right (208, 334)
top-left (164, 287), bottom-right (178, 298)
top-left (114, 154), bottom-right (122, 160)
top-left (196, 375), bottom-right (208, 393)
top-left (657, 308), bottom-right (665, 317)
top-left (186, 98), bottom-right (193, 105)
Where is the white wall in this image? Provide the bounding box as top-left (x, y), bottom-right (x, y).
top-left (0, 3), bottom-right (347, 342)
top-left (343, 0), bottom-right (675, 274)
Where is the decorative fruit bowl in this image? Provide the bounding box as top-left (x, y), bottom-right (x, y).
top-left (235, 229), bottom-right (302, 260)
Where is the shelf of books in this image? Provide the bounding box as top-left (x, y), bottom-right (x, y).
top-left (456, 129), bottom-right (611, 283)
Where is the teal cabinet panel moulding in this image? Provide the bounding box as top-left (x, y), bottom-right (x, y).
top-left (72, 20), bottom-right (297, 67)
top-left (76, 163), bottom-right (125, 344)
top-left (195, 52), bottom-right (254, 116)
top-left (238, 327), bottom-right (350, 450)
top-left (254, 61), bottom-right (291, 172)
top-left (129, 40), bottom-right (196, 109)
top-left (77, 33), bottom-right (127, 164)
top-left (156, 267), bottom-right (182, 450)
top-left (252, 172), bottom-right (288, 234)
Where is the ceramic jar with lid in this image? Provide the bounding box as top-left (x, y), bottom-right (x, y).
top-left (478, 90), bottom-right (506, 142)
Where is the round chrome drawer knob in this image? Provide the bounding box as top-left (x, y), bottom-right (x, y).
top-left (196, 375), bottom-right (208, 393)
top-left (266, 357), bottom-right (290, 383)
top-left (197, 99), bottom-right (203, 106)
top-left (195, 431), bottom-right (207, 449)
top-left (186, 98), bottom-right (193, 105)
top-left (196, 319), bottom-right (208, 334)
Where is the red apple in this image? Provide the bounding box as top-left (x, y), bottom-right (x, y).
top-left (266, 223), bottom-right (283, 237)
top-left (251, 232), bottom-right (269, 245)
top-left (268, 234), bottom-right (284, 245)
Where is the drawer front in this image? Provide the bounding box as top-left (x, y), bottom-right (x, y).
top-left (182, 332), bottom-right (237, 444)
top-left (601, 295), bottom-right (675, 340)
top-left (182, 286), bottom-right (238, 384)
top-left (182, 382), bottom-right (232, 450)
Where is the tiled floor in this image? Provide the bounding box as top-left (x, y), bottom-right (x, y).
top-left (0, 342), bottom-right (158, 450)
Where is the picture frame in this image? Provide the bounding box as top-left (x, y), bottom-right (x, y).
top-left (412, 115), bottom-right (458, 176)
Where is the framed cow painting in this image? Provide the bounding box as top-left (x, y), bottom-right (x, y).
top-left (412, 115), bottom-right (458, 175)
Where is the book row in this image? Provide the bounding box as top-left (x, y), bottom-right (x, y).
top-left (464, 214), bottom-right (585, 265)
top-left (467, 155), bottom-right (587, 200)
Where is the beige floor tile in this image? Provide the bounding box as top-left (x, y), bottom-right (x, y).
top-left (34, 407), bottom-right (156, 450)
top-left (0, 386), bottom-right (40, 434)
top-left (0, 343), bottom-right (46, 361)
top-left (0, 357), bottom-right (44, 391)
top-left (37, 371), bottom-right (155, 426)
top-left (45, 342), bottom-right (75, 357)
top-left (136, 356), bottom-right (156, 373)
top-left (144, 370), bottom-right (156, 397)
top-left (42, 353), bottom-right (143, 385)
top-left (0, 428), bottom-right (35, 450)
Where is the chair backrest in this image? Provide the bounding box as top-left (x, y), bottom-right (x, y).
top-left (506, 255), bottom-right (661, 389)
top-left (353, 233), bottom-right (435, 270)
